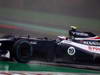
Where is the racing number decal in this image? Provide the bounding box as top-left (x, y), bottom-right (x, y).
top-left (67, 47), bottom-right (76, 56)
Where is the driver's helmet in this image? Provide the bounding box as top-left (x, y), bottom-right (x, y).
top-left (70, 26), bottom-right (77, 30)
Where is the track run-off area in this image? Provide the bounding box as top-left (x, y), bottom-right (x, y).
top-left (0, 61), bottom-right (100, 75)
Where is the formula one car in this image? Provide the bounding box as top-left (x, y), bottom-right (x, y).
top-left (0, 31), bottom-right (100, 64)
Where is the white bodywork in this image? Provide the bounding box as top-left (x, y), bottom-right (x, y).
top-left (0, 38), bottom-right (11, 41)
top-left (58, 36), bottom-right (100, 54)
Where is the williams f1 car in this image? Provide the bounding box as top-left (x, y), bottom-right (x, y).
top-left (0, 31), bottom-right (100, 64)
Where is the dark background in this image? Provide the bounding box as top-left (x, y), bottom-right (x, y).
top-left (0, 0), bottom-right (100, 38)
top-left (0, 0), bottom-right (100, 19)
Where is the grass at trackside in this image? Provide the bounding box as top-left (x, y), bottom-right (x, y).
top-left (0, 8), bottom-right (100, 30)
top-left (0, 61), bottom-right (100, 73)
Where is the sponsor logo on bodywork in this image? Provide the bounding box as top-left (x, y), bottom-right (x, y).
top-left (88, 46), bottom-right (100, 51)
top-left (83, 41), bottom-right (100, 46)
top-left (61, 40), bottom-right (100, 54)
top-left (30, 41), bottom-right (37, 44)
top-left (72, 32), bottom-right (88, 36)
top-left (67, 46), bottom-right (76, 55)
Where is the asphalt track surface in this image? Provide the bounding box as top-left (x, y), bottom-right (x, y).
top-left (1, 57), bottom-right (100, 71)
top-left (0, 58), bottom-right (100, 75)
top-left (0, 57), bottom-right (100, 73)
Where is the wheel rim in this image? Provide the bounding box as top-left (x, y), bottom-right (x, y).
top-left (18, 43), bottom-right (31, 59)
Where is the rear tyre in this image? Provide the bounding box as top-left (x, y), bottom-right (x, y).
top-left (13, 39), bottom-right (32, 63)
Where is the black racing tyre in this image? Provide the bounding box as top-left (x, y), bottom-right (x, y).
top-left (13, 39), bottom-right (32, 63)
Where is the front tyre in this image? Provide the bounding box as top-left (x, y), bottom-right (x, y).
top-left (13, 39), bottom-right (32, 63)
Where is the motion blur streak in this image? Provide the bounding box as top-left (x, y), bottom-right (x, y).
top-left (0, 20), bottom-right (66, 34)
top-left (0, 24), bottom-right (21, 30)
